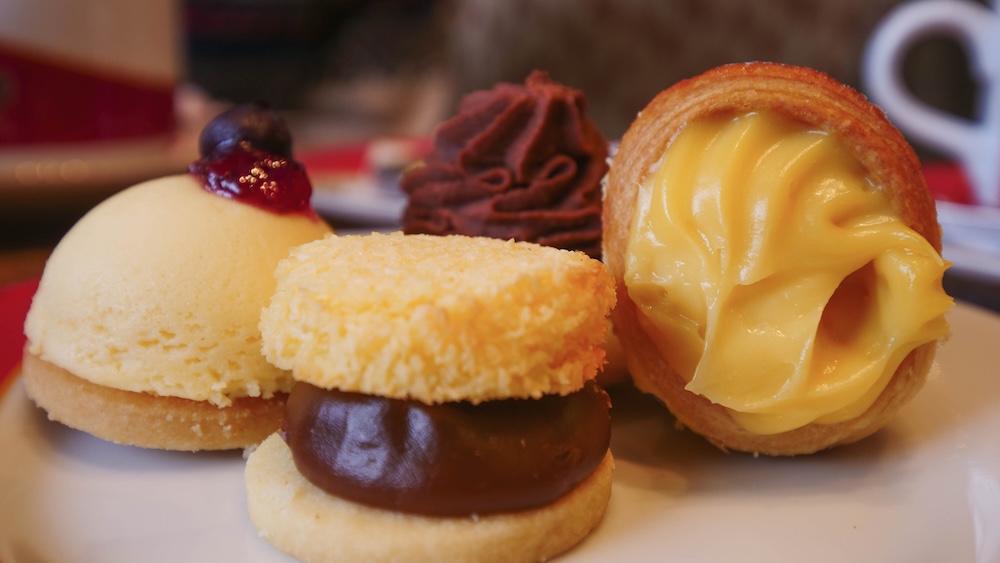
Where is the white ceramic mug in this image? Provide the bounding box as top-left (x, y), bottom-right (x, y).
top-left (863, 0), bottom-right (1000, 207)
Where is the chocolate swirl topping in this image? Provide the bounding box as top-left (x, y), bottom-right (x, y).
top-left (401, 71), bottom-right (608, 259)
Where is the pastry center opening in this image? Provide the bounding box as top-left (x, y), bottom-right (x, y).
top-left (817, 261), bottom-right (875, 348)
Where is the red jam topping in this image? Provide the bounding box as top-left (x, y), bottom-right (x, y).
top-left (188, 143), bottom-right (316, 217)
top-left (188, 103), bottom-right (317, 217)
top-left (401, 70), bottom-right (608, 259)
top-left (282, 381), bottom-right (612, 517)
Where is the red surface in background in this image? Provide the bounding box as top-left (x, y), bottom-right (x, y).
top-left (296, 137), bottom-right (433, 177)
top-left (0, 43), bottom-right (175, 146)
top-left (923, 161), bottom-right (976, 205)
top-left (0, 279), bottom-right (38, 389)
top-left (297, 142), bottom-right (369, 174)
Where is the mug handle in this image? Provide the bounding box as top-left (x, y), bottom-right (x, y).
top-left (863, 0), bottom-right (1000, 206)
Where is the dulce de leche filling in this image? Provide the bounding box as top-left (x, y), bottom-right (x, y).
top-left (401, 71), bottom-right (608, 259)
top-left (283, 381), bottom-right (611, 517)
top-left (625, 111), bottom-right (952, 435)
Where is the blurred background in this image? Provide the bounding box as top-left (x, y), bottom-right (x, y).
top-left (1, 0), bottom-right (984, 207)
top-left (183, 0), bottom-right (977, 153)
top-left (0, 0), bottom-right (993, 307)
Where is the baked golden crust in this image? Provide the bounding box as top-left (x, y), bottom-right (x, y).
top-left (22, 349), bottom-right (285, 451)
top-left (604, 62), bottom-right (943, 455)
top-left (245, 433), bottom-right (614, 563)
top-left (610, 293), bottom-right (936, 455)
top-left (260, 232), bottom-right (616, 404)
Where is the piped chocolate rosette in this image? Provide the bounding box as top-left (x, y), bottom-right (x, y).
top-left (401, 70), bottom-right (607, 260)
top-left (247, 232), bottom-right (616, 563)
top-left (604, 63), bottom-right (953, 456)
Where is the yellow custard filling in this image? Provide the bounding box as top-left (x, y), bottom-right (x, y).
top-left (625, 111), bottom-right (953, 434)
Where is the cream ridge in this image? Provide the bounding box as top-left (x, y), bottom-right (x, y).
top-left (624, 111), bottom-right (953, 435)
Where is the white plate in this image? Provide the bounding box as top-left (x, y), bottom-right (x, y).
top-left (310, 177), bottom-right (406, 227)
top-left (1, 302), bottom-right (999, 563)
top-left (305, 137), bottom-right (427, 227)
top-left (938, 201), bottom-right (1000, 282)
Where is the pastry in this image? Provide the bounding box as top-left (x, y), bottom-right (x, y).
top-left (247, 232), bottom-right (616, 562)
top-left (401, 70), bottom-right (629, 385)
top-left (604, 62), bottom-right (953, 455)
top-left (21, 103), bottom-right (332, 451)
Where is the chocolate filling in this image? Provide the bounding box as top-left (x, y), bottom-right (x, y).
top-left (283, 381), bottom-right (611, 517)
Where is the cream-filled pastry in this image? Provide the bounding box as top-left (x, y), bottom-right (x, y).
top-left (604, 62), bottom-right (953, 455)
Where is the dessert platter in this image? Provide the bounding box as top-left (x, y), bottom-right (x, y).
top-left (1, 302), bottom-right (999, 562)
top-left (2, 65), bottom-right (999, 562)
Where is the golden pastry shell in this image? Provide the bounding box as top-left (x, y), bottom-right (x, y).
top-left (603, 62), bottom-right (942, 455)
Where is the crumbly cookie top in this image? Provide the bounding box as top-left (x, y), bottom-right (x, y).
top-left (260, 232), bottom-right (616, 403)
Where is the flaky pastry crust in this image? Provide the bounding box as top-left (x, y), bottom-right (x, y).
top-left (604, 62), bottom-right (943, 455)
top-left (22, 349), bottom-right (285, 451)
